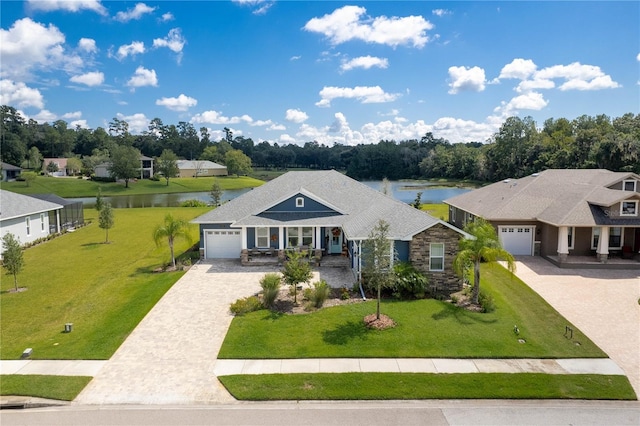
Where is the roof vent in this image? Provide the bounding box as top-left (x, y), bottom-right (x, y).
top-left (531, 173), bottom-right (540, 177)
top-left (503, 179), bottom-right (511, 183)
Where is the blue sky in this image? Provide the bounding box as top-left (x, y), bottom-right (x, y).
top-left (1, 1), bottom-right (638, 146)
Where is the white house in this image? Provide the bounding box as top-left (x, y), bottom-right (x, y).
top-left (0, 190), bottom-right (63, 251)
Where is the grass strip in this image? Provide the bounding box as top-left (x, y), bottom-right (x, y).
top-left (0, 375), bottom-right (92, 401)
top-left (0, 175), bottom-right (263, 198)
top-left (219, 373), bottom-right (637, 401)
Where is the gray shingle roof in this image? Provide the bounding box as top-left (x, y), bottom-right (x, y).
top-left (445, 169), bottom-right (640, 226)
top-left (0, 190), bottom-right (63, 221)
top-left (193, 170), bottom-right (455, 240)
top-left (1, 162), bottom-right (21, 171)
top-left (176, 160), bottom-right (226, 170)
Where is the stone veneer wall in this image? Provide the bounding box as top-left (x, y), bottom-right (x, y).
top-left (409, 223), bottom-right (463, 296)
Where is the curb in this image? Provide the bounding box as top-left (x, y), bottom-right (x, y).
top-left (0, 396), bottom-right (69, 410)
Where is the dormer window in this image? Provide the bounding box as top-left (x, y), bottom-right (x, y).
top-left (295, 197), bottom-right (304, 208)
top-left (623, 180), bottom-right (637, 192)
top-left (621, 200), bottom-right (638, 216)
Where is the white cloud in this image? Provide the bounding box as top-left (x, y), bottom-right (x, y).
top-left (126, 66), bottom-right (157, 89)
top-left (27, 0), bottom-right (107, 15)
top-left (191, 110), bottom-right (254, 125)
top-left (153, 28), bottom-right (186, 62)
top-left (448, 66), bottom-right (486, 94)
top-left (637, 53), bottom-right (640, 61)
top-left (78, 38), bottom-right (97, 53)
top-left (268, 123), bottom-right (286, 131)
top-left (279, 134), bottom-right (296, 144)
top-left (498, 58), bottom-right (537, 80)
top-left (431, 117), bottom-right (495, 143)
top-left (290, 55), bottom-right (301, 61)
top-left (70, 71), bottom-right (104, 86)
top-left (0, 18), bottom-right (85, 79)
top-left (432, 9), bottom-right (452, 17)
top-left (0, 79), bottom-right (44, 109)
top-left (316, 85), bottom-right (400, 107)
top-left (341, 55), bottom-right (389, 72)
top-left (160, 12), bottom-right (174, 22)
top-left (304, 5), bottom-right (433, 48)
top-left (516, 78), bottom-right (555, 93)
top-left (61, 111), bottom-right (82, 119)
top-left (155, 94), bottom-right (197, 111)
top-left (232, 0), bottom-right (274, 15)
top-left (32, 109), bottom-right (57, 122)
top-left (285, 108), bottom-right (308, 123)
top-left (115, 41), bottom-right (145, 60)
top-left (497, 92), bottom-right (549, 117)
top-left (536, 63), bottom-right (621, 91)
top-left (115, 3), bottom-right (157, 22)
top-left (116, 112), bottom-right (150, 134)
top-left (69, 119), bottom-right (89, 129)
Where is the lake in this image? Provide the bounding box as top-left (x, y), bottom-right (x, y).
top-left (76, 180), bottom-right (474, 208)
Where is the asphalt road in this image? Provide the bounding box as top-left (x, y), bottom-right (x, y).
top-left (2, 401), bottom-right (639, 426)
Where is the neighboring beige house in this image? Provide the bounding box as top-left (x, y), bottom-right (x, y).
top-left (176, 160), bottom-right (227, 178)
top-left (94, 154), bottom-right (154, 179)
top-left (445, 169), bottom-right (640, 267)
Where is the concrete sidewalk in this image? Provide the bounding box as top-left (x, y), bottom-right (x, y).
top-left (1, 360), bottom-right (106, 376)
top-left (213, 357), bottom-right (625, 376)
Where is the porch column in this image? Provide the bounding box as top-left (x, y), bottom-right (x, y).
top-left (596, 226), bottom-right (609, 263)
top-left (557, 226), bottom-right (569, 262)
top-left (389, 240), bottom-right (395, 267)
top-left (56, 210), bottom-right (61, 233)
top-left (315, 227), bottom-right (322, 249)
top-left (279, 227), bottom-right (285, 250)
top-left (240, 227), bottom-right (247, 250)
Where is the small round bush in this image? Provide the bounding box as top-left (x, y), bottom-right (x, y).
top-left (230, 296), bottom-right (262, 315)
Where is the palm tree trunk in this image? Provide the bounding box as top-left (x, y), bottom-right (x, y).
top-left (472, 260), bottom-right (481, 304)
top-left (169, 237), bottom-right (175, 267)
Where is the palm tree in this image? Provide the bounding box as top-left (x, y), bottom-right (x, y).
top-left (153, 214), bottom-right (192, 268)
top-left (453, 218), bottom-right (516, 305)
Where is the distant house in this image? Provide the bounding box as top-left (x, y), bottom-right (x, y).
top-left (193, 170), bottom-right (471, 294)
top-left (1, 162), bottom-right (22, 181)
top-left (445, 169), bottom-right (640, 267)
top-left (176, 160), bottom-right (227, 178)
top-left (94, 154), bottom-right (154, 179)
top-left (0, 190), bottom-right (63, 251)
top-left (43, 158), bottom-right (68, 177)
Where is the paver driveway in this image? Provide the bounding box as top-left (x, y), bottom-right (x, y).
top-left (74, 260), bottom-right (353, 405)
top-left (512, 257), bottom-right (640, 398)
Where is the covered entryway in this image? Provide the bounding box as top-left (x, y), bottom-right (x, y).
top-left (204, 230), bottom-right (242, 258)
top-left (499, 226), bottom-right (534, 255)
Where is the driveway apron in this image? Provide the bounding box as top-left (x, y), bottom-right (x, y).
top-left (74, 261), bottom-right (268, 405)
top-left (512, 258), bottom-right (640, 397)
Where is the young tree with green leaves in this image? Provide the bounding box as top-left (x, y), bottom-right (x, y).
top-left (152, 214), bottom-right (192, 268)
top-left (210, 179), bottom-right (223, 205)
top-left (95, 187), bottom-right (104, 211)
top-left (453, 218), bottom-right (516, 305)
top-left (155, 149), bottom-right (179, 186)
top-left (281, 250), bottom-right (312, 304)
top-left (362, 219), bottom-right (395, 320)
top-left (19, 171), bottom-right (37, 187)
top-left (46, 160), bottom-right (59, 174)
top-left (98, 202), bottom-right (114, 243)
top-left (2, 233), bottom-right (24, 292)
top-left (224, 149), bottom-right (252, 176)
top-left (66, 157), bottom-right (82, 176)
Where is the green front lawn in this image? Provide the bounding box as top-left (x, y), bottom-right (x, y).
top-left (220, 373), bottom-right (636, 400)
top-left (0, 175), bottom-right (263, 198)
top-left (218, 263), bottom-right (605, 359)
top-left (421, 203), bottom-right (448, 221)
top-left (0, 207), bottom-right (208, 359)
top-left (0, 375), bottom-right (92, 401)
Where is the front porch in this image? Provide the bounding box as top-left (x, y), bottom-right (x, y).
top-left (545, 255), bottom-right (640, 270)
top-left (242, 248), bottom-right (350, 269)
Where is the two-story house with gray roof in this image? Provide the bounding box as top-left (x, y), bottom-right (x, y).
top-left (193, 170), bottom-right (471, 294)
top-left (445, 169), bottom-right (640, 268)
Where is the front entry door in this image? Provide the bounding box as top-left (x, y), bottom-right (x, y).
top-left (329, 229), bottom-right (342, 254)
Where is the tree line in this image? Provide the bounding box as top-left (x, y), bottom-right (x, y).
top-left (2, 105), bottom-right (638, 182)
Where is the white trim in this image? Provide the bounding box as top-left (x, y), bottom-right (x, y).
top-left (429, 242), bottom-right (445, 271)
top-left (40, 213), bottom-right (45, 232)
top-left (592, 226), bottom-right (623, 250)
top-left (621, 200), bottom-right (638, 216)
top-left (622, 179), bottom-right (637, 192)
top-left (567, 226), bottom-right (575, 250)
top-left (295, 197), bottom-right (304, 208)
top-left (255, 226), bottom-right (269, 248)
top-left (25, 217), bottom-right (31, 236)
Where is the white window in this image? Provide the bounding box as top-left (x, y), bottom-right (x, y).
top-left (302, 227), bottom-right (313, 246)
top-left (621, 201), bottom-right (638, 216)
top-left (26, 217), bottom-right (31, 236)
top-left (623, 180), bottom-right (637, 192)
top-left (567, 226), bottom-right (574, 250)
top-left (256, 227), bottom-right (269, 248)
top-left (429, 243), bottom-right (445, 271)
top-left (295, 197), bottom-right (304, 208)
top-left (592, 227), bottom-right (623, 249)
top-left (40, 213), bottom-right (45, 232)
top-left (450, 206), bottom-right (456, 222)
top-left (287, 227), bottom-right (299, 247)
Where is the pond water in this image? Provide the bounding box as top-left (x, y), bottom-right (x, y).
top-left (76, 180), bottom-right (474, 208)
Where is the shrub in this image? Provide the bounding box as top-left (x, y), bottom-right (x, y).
top-left (478, 290), bottom-right (495, 313)
top-left (392, 262), bottom-right (428, 299)
top-left (230, 296), bottom-right (262, 316)
top-left (180, 199), bottom-right (208, 207)
top-left (150, 173), bottom-right (161, 181)
top-left (339, 286), bottom-right (350, 300)
top-left (260, 273), bottom-right (281, 308)
top-left (309, 280), bottom-right (330, 308)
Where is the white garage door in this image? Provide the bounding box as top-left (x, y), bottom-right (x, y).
top-left (205, 230), bottom-right (242, 259)
top-left (499, 226), bottom-right (534, 255)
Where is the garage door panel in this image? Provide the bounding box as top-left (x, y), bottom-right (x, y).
top-left (205, 230), bottom-right (242, 259)
top-left (499, 226), bottom-right (534, 256)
